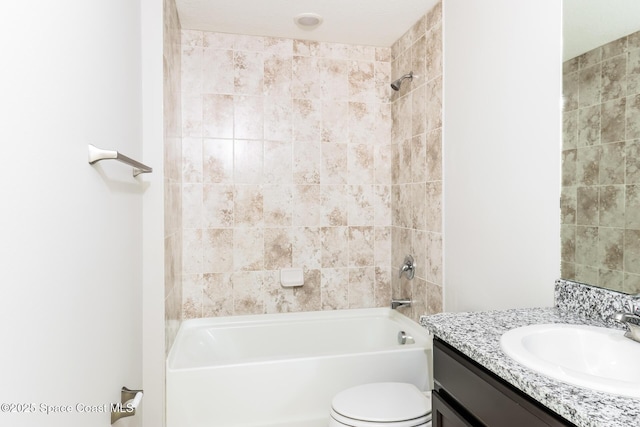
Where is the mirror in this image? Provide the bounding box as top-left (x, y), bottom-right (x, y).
top-left (561, 0), bottom-right (640, 293)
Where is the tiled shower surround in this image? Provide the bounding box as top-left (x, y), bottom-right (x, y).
top-left (179, 3), bottom-right (443, 320)
top-left (391, 5), bottom-right (443, 318)
top-left (561, 30), bottom-right (640, 293)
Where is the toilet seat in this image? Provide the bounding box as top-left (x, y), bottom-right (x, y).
top-left (329, 382), bottom-right (432, 427)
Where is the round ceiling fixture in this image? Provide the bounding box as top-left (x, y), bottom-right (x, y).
top-left (294, 13), bottom-right (323, 30)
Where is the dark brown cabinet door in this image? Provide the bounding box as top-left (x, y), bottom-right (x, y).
top-left (432, 391), bottom-right (477, 427)
top-left (433, 338), bottom-right (575, 427)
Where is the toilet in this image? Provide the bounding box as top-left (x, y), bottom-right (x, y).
top-left (329, 382), bottom-right (432, 427)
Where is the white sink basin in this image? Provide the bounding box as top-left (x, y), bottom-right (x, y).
top-left (500, 323), bottom-right (640, 398)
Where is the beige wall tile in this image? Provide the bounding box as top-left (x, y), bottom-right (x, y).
top-left (203, 48), bottom-right (234, 94)
top-left (348, 267), bottom-right (375, 308)
top-left (321, 268), bottom-right (349, 310)
top-left (182, 29), bottom-right (203, 47)
top-left (265, 37), bottom-right (293, 56)
top-left (426, 24), bottom-right (443, 81)
top-left (561, 224), bottom-right (576, 263)
top-left (562, 149), bottom-right (577, 186)
top-left (264, 140), bottom-right (293, 184)
top-left (233, 185), bottom-right (264, 228)
top-left (374, 185), bottom-right (391, 226)
top-left (232, 271), bottom-right (264, 315)
top-left (178, 2), bottom-right (443, 320)
top-left (264, 227), bottom-right (293, 270)
top-left (202, 273), bottom-right (233, 316)
top-left (598, 228), bottom-right (624, 270)
top-left (576, 186), bottom-right (599, 226)
top-left (426, 232), bottom-right (443, 286)
top-left (165, 0), bottom-right (183, 352)
top-left (426, 129), bottom-right (442, 181)
top-left (575, 226), bottom-right (599, 266)
top-left (321, 185), bottom-right (348, 226)
top-left (321, 227), bottom-right (349, 268)
top-left (182, 229), bottom-right (203, 275)
top-left (234, 140), bottom-right (264, 184)
top-left (562, 36), bottom-right (640, 291)
top-left (202, 184), bottom-right (233, 227)
top-left (374, 144), bottom-right (393, 184)
top-left (182, 137), bottom-right (203, 183)
top-left (182, 274), bottom-right (203, 318)
top-left (292, 227), bottom-right (322, 269)
top-left (264, 271), bottom-right (296, 314)
top-left (625, 230), bottom-right (640, 274)
top-left (293, 141), bottom-right (321, 184)
top-left (182, 183), bottom-right (203, 228)
top-left (626, 185), bottom-right (640, 228)
top-left (628, 94), bottom-right (640, 139)
top-left (203, 229), bottom-right (233, 273)
top-left (292, 185), bottom-right (321, 226)
top-left (349, 226), bottom-right (375, 267)
top-left (426, 282), bottom-right (443, 315)
top-left (601, 99), bottom-right (626, 143)
top-left (577, 105), bottom-right (600, 147)
top-left (293, 269), bottom-right (321, 311)
top-left (233, 228), bottom-right (264, 271)
top-left (374, 266), bottom-right (392, 308)
top-left (321, 143), bottom-right (348, 184)
top-left (626, 140), bottom-right (640, 183)
top-left (320, 58), bottom-right (350, 100)
top-left (348, 185), bottom-right (375, 225)
top-left (263, 185), bottom-right (293, 227)
top-left (321, 100), bottom-right (349, 142)
top-left (348, 143), bottom-right (374, 184)
top-left (203, 139), bottom-right (233, 183)
top-left (181, 45), bottom-right (203, 94)
top-left (374, 226), bottom-right (392, 267)
top-left (264, 97), bottom-right (293, 141)
top-left (234, 95), bottom-right (264, 139)
top-left (234, 51), bottom-right (264, 95)
top-left (578, 64), bottom-right (602, 107)
top-left (599, 185), bottom-right (624, 227)
top-left (202, 94), bottom-right (233, 138)
top-left (182, 93), bottom-right (202, 137)
top-left (264, 53), bottom-right (292, 98)
top-left (411, 134), bottom-right (427, 183)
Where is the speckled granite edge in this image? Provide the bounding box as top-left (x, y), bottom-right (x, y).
top-left (420, 281), bottom-right (640, 427)
top-left (555, 279), bottom-right (636, 328)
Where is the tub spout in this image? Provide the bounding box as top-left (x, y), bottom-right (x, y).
top-left (391, 299), bottom-right (411, 310)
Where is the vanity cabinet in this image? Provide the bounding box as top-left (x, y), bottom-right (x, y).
top-left (432, 338), bottom-right (576, 427)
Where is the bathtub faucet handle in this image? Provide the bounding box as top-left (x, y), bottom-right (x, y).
top-left (399, 255), bottom-right (415, 280)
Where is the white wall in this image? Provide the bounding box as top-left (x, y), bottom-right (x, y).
top-left (142, 0), bottom-right (167, 425)
top-left (0, 1), bottom-right (163, 425)
top-left (442, 0), bottom-right (562, 312)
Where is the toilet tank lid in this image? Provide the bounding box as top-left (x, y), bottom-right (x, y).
top-left (331, 382), bottom-right (431, 422)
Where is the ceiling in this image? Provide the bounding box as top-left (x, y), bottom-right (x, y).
top-left (563, 0), bottom-right (640, 60)
top-left (176, 0), bottom-right (640, 60)
top-left (175, 0), bottom-right (440, 48)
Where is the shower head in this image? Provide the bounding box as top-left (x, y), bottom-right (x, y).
top-left (390, 72), bottom-right (413, 91)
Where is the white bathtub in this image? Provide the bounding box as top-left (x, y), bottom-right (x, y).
top-left (166, 307), bottom-right (432, 427)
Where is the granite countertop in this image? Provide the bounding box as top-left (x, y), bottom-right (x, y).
top-left (420, 307), bottom-right (640, 427)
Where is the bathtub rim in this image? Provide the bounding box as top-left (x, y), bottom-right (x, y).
top-left (167, 307), bottom-right (431, 371)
